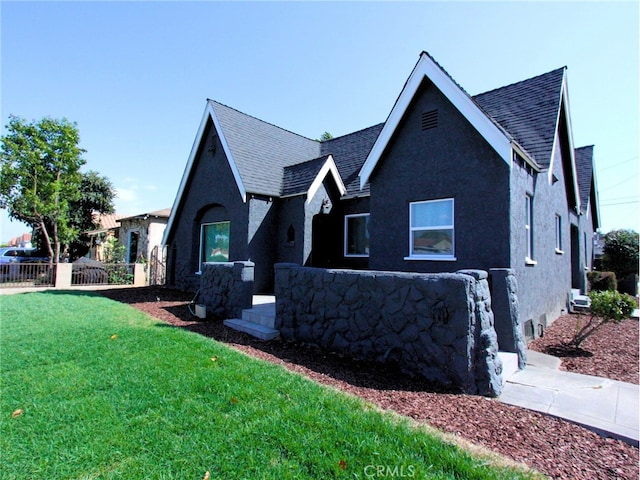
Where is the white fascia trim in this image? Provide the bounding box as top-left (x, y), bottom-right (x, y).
top-left (359, 53), bottom-right (512, 189)
top-left (591, 152), bottom-right (601, 228)
top-left (208, 103), bottom-right (247, 203)
top-left (547, 74), bottom-right (563, 184)
top-left (162, 102), bottom-right (247, 247)
top-left (306, 155), bottom-right (346, 204)
top-left (561, 75), bottom-right (581, 212)
top-left (548, 74), bottom-right (581, 211)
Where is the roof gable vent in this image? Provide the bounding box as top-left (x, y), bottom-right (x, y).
top-left (421, 109), bottom-right (438, 130)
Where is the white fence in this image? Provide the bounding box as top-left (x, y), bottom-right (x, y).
top-left (0, 262), bottom-right (146, 289)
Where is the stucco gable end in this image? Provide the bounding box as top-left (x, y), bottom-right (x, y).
top-left (359, 52), bottom-right (513, 189)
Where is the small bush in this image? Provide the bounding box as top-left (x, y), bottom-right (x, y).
top-left (589, 290), bottom-right (637, 321)
top-left (568, 290), bottom-right (636, 348)
top-left (587, 271), bottom-right (617, 292)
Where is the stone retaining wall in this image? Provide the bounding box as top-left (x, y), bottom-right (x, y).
top-left (274, 263), bottom-right (503, 397)
top-left (200, 261), bottom-right (254, 318)
top-left (489, 268), bottom-right (527, 369)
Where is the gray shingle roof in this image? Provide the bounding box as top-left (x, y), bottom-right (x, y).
top-left (320, 124), bottom-right (384, 197)
top-left (212, 100), bottom-right (383, 199)
top-left (211, 101), bottom-right (320, 197)
top-left (281, 155), bottom-right (332, 197)
top-left (211, 66), bottom-right (568, 199)
top-left (575, 145), bottom-right (594, 214)
top-left (473, 68), bottom-right (566, 167)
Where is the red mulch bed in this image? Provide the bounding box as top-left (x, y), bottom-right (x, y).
top-left (528, 313), bottom-right (639, 384)
top-left (99, 287), bottom-right (639, 480)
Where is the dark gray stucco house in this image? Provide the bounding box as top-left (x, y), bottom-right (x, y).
top-left (163, 51), bottom-right (600, 337)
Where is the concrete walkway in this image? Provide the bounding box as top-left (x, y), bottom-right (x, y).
top-left (499, 351), bottom-right (639, 446)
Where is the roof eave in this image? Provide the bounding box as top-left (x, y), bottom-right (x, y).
top-left (590, 149), bottom-right (601, 229)
top-left (511, 142), bottom-right (543, 172)
top-left (549, 73), bottom-right (581, 211)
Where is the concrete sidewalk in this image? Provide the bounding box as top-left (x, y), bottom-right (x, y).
top-left (499, 352), bottom-right (639, 446)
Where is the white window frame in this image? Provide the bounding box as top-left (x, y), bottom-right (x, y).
top-left (555, 214), bottom-right (564, 254)
top-left (406, 198), bottom-right (456, 261)
top-left (344, 213), bottom-right (370, 258)
top-left (198, 221), bottom-right (230, 273)
top-left (525, 194), bottom-right (536, 265)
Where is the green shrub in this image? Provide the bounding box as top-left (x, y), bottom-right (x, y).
top-left (589, 290), bottom-right (637, 321)
top-left (601, 229), bottom-right (639, 283)
top-left (568, 290), bottom-right (637, 348)
top-left (587, 271), bottom-right (617, 292)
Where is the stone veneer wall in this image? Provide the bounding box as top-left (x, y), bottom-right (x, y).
top-left (274, 264), bottom-right (503, 397)
top-left (489, 268), bottom-right (527, 369)
top-left (200, 261), bottom-right (254, 319)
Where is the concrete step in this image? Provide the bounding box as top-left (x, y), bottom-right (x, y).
top-left (242, 303), bottom-right (276, 328)
top-left (498, 351), bottom-right (520, 383)
top-left (223, 318), bottom-right (280, 341)
top-left (526, 349), bottom-right (562, 370)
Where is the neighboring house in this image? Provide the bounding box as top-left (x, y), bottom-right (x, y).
top-left (9, 232), bottom-right (32, 248)
top-left (119, 208), bottom-right (171, 264)
top-left (163, 51), bottom-right (600, 337)
top-left (85, 213), bottom-right (126, 261)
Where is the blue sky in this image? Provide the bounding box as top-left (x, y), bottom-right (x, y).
top-left (1, 1), bottom-right (638, 244)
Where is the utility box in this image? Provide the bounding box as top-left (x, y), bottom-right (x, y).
top-left (195, 304), bottom-right (206, 319)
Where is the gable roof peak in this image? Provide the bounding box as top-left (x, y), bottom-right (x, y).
top-left (418, 51), bottom-right (472, 97)
top-left (359, 51), bottom-right (514, 188)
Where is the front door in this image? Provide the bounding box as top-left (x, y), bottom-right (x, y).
top-left (310, 213), bottom-right (340, 268)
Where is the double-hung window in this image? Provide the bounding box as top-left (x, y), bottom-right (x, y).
top-left (408, 199), bottom-right (455, 260)
top-left (555, 214), bottom-right (563, 254)
top-left (199, 221), bottom-right (230, 271)
top-left (525, 195), bottom-right (535, 264)
top-left (344, 214), bottom-right (370, 257)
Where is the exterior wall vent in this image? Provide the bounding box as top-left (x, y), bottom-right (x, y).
top-left (421, 109), bottom-right (438, 130)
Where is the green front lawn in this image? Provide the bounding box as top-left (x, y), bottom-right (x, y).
top-left (0, 291), bottom-right (538, 479)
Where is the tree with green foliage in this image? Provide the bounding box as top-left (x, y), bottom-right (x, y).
top-left (0, 116), bottom-right (114, 263)
top-left (601, 229), bottom-right (639, 283)
top-left (68, 171), bottom-right (116, 259)
top-left (32, 170), bottom-right (117, 260)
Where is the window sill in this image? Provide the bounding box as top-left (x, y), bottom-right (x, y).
top-left (555, 248), bottom-right (564, 255)
top-left (345, 254), bottom-right (370, 258)
top-left (525, 258), bottom-right (537, 266)
top-left (195, 271), bottom-right (202, 275)
top-left (404, 255), bottom-right (457, 261)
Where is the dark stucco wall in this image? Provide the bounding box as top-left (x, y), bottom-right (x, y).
top-left (368, 79), bottom-right (511, 274)
top-left (337, 196), bottom-right (371, 270)
top-left (277, 196), bottom-right (306, 266)
top-left (166, 120), bottom-right (249, 292)
top-left (277, 194), bottom-right (372, 272)
top-left (509, 133), bottom-right (577, 339)
top-left (247, 195), bottom-right (278, 292)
